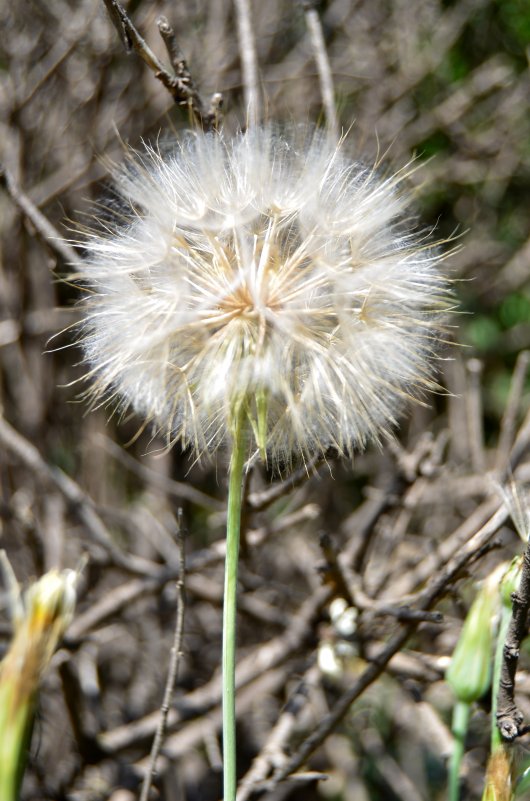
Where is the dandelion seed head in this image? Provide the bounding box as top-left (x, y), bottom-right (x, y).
top-left (75, 127), bottom-right (451, 466)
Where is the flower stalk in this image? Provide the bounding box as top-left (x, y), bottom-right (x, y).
top-left (449, 701), bottom-right (471, 801)
top-left (222, 405), bottom-right (248, 801)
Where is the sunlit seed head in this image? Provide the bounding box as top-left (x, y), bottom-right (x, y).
top-left (73, 126), bottom-right (453, 467)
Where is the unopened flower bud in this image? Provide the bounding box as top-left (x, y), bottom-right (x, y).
top-left (447, 568), bottom-right (503, 704)
top-left (0, 558), bottom-right (77, 801)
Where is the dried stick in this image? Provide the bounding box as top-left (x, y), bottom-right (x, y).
top-left (507, 407), bottom-right (530, 475)
top-left (466, 358), bottom-right (486, 473)
top-left (66, 504), bottom-right (319, 647)
top-left (496, 350), bottom-right (530, 472)
top-left (302, 1), bottom-right (339, 140)
top-left (156, 16), bottom-right (223, 128)
top-left (236, 665), bottom-right (320, 801)
top-left (101, 0), bottom-right (222, 130)
top-left (268, 498), bottom-right (509, 789)
top-left (137, 666), bottom-right (288, 769)
top-left (97, 434), bottom-right (223, 511)
top-left (233, 0), bottom-right (261, 126)
top-left (100, 585), bottom-right (330, 753)
top-left (0, 164), bottom-right (82, 268)
top-left (246, 454), bottom-right (324, 512)
top-left (360, 727), bottom-right (425, 801)
top-left (0, 415), bottom-right (159, 578)
top-left (140, 513), bottom-right (186, 801)
top-left (268, 624), bottom-right (414, 789)
top-left (496, 538), bottom-right (530, 741)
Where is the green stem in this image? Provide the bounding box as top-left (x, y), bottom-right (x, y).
top-left (222, 408), bottom-right (247, 801)
top-left (0, 684), bottom-right (35, 801)
top-left (449, 701), bottom-right (471, 801)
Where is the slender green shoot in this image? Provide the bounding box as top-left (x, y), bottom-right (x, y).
top-left (222, 407), bottom-right (247, 801)
top-left (449, 701), bottom-right (471, 801)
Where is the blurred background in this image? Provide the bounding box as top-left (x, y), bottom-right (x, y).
top-left (0, 1), bottom-right (529, 799)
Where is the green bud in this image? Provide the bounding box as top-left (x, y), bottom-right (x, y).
top-left (447, 568), bottom-right (503, 704)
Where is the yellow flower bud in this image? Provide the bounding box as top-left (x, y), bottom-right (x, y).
top-left (0, 558), bottom-right (77, 801)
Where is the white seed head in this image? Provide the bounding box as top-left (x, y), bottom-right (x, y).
top-left (75, 127), bottom-right (451, 465)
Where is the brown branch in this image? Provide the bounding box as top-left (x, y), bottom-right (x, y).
top-left (0, 163), bottom-right (82, 268)
top-left (268, 624), bottom-right (414, 789)
top-left (496, 350), bottom-right (530, 473)
top-left (0, 415), bottom-right (160, 578)
top-left (99, 585), bottom-right (330, 754)
top-left (236, 665), bottom-right (320, 801)
top-left (496, 540), bottom-right (530, 741)
top-left (233, 0), bottom-right (261, 126)
top-left (101, 0), bottom-right (222, 130)
top-left (140, 512), bottom-right (186, 801)
top-left (137, 666), bottom-right (289, 770)
top-left (96, 434), bottom-right (223, 511)
top-left (246, 454), bottom-right (325, 512)
top-left (466, 358), bottom-right (486, 473)
top-left (65, 503), bottom-right (320, 647)
top-left (302, 1), bottom-right (339, 140)
top-left (267, 498), bottom-right (509, 789)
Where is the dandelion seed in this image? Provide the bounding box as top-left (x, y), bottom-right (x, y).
top-left (74, 126), bottom-right (451, 466)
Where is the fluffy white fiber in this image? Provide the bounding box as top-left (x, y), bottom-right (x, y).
top-left (76, 126), bottom-right (451, 464)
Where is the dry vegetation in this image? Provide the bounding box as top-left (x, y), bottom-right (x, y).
top-left (1, 1), bottom-right (530, 800)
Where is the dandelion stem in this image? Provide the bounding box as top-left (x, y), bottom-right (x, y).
top-left (222, 407), bottom-right (247, 801)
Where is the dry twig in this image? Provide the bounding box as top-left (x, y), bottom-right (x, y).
top-left (302, 1), bottom-right (339, 140)
top-left (140, 512), bottom-right (186, 801)
top-left (101, 0), bottom-right (222, 129)
top-left (233, 0), bottom-right (261, 126)
top-left (0, 164), bottom-right (82, 268)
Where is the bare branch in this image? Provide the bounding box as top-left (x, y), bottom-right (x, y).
top-left (0, 415), bottom-right (159, 578)
top-left (0, 163), bottom-right (81, 268)
top-left (496, 541), bottom-right (530, 741)
top-left (496, 350), bottom-right (530, 472)
top-left (466, 358), bottom-right (486, 473)
top-left (302, 2), bottom-right (339, 140)
top-left (236, 665), bottom-right (320, 801)
top-left (268, 499), bottom-right (509, 789)
top-left (101, 0), bottom-right (222, 130)
top-left (234, 0), bottom-right (261, 126)
top-left (140, 511), bottom-right (186, 801)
